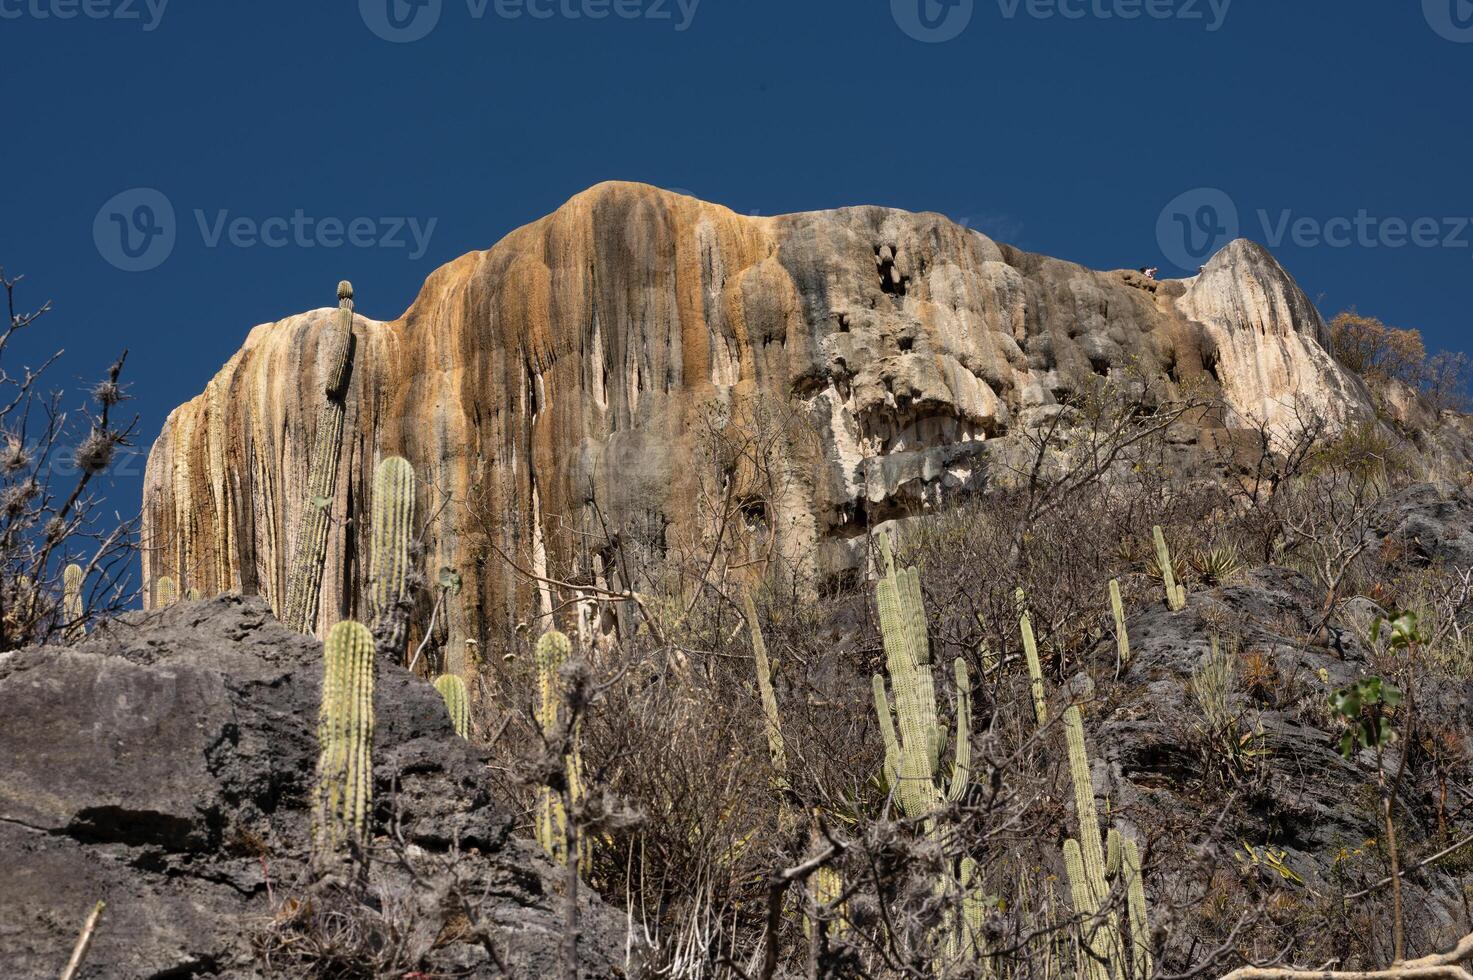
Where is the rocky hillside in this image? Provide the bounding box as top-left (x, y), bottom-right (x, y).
top-left (0, 597), bottom-right (627, 978)
top-left (141, 183), bottom-right (1372, 654)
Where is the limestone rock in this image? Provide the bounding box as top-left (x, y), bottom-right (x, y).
top-left (0, 595), bottom-right (628, 978)
top-left (142, 182), bottom-right (1370, 642)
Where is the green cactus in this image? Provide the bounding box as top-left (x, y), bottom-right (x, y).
top-left (1109, 579), bottom-right (1130, 668)
top-left (312, 620), bottom-right (375, 871)
top-left (1062, 705), bottom-right (1126, 980)
top-left (1017, 587), bottom-right (1048, 727)
top-left (434, 674), bottom-right (471, 739)
top-left (1152, 525), bottom-right (1186, 611)
top-left (1063, 838), bottom-right (1110, 980)
top-left (369, 456), bottom-right (417, 656)
top-left (533, 630), bottom-right (587, 865)
top-left (871, 541), bottom-right (971, 826)
top-left (63, 564), bottom-right (83, 637)
top-left (1122, 836), bottom-right (1153, 979)
top-left (745, 594), bottom-right (789, 792)
top-left (282, 282), bottom-right (357, 635)
top-left (156, 575), bottom-right (177, 608)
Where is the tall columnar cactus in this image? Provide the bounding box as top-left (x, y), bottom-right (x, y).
top-left (534, 629), bottom-right (587, 865)
top-left (1152, 525), bottom-right (1186, 611)
top-left (63, 564), bottom-right (83, 637)
top-left (368, 456), bottom-right (417, 655)
top-left (871, 539), bottom-right (972, 826)
top-left (282, 282), bottom-right (356, 635)
top-left (156, 576), bottom-right (177, 608)
top-left (1122, 836), bottom-right (1153, 979)
top-left (1109, 579), bottom-right (1130, 669)
top-left (1062, 705), bottom-right (1125, 980)
top-left (434, 674), bottom-right (471, 739)
top-left (745, 594), bottom-right (789, 792)
top-left (1017, 587), bottom-right (1048, 727)
top-left (312, 620), bottom-right (375, 871)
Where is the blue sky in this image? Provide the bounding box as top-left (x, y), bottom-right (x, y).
top-left (1, 0), bottom-right (1470, 520)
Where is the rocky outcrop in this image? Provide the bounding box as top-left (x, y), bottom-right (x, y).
top-left (142, 182), bottom-right (1370, 645)
top-left (0, 596), bottom-right (627, 979)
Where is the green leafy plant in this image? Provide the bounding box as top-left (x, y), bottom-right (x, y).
top-left (1329, 676), bottom-right (1402, 759)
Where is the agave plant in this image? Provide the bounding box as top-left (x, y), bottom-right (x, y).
top-left (1191, 542), bottom-right (1244, 586)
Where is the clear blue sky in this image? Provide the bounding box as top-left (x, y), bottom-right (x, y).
top-left (1, 1), bottom-right (1470, 519)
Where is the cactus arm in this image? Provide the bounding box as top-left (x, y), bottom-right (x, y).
top-left (532, 630), bottom-right (584, 865)
top-left (1123, 837), bottom-right (1153, 979)
top-left (1153, 525), bottom-right (1185, 611)
top-left (745, 595), bottom-right (788, 785)
top-left (63, 564), bottom-right (84, 637)
top-left (1106, 827), bottom-right (1122, 878)
top-left (434, 674), bottom-right (471, 738)
top-left (945, 658), bottom-right (972, 804)
top-left (1063, 705), bottom-right (1126, 978)
top-left (1017, 589), bottom-right (1048, 726)
top-left (1063, 839), bottom-right (1110, 980)
top-left (1109, 579), bottom-right (1130, 668)
top-left (369, 456), bottom-right (417, 655)
top-left (872, 674), bottom-right (902, 789)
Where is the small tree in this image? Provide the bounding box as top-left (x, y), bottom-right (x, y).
top-left (0, 270), bottom-right (138, 649)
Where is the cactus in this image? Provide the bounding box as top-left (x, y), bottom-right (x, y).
top-left (871, 544), bottom-right (971, 826)
top-left (369, 456), bottom-right (417, 656)
top-left (63, 564), bottom-right (83, 637)
top-left (533, 630), bottom-right (587, 865)
top-left (1122, 836), bottom-right (1153, 979)
top-left (311, 620), bottom-right (375, 871)
top-left (281, 282), bottom-right (357, 635)
top-left (1062, 705), bottom-right (1126, 980)
top-left (434, 674), bottom-right (471, 738)
top-left (1063, 838), bottom-right (1110, 980)
top-left (1152, 525), bottom-right (1186, 611)
top-left (1109, 579), bottom-right (1130, 668)
top-left (745, 594), bottom-right (789, 791)
top-left (156, 575), bottom-right (177, 608)
top-left (1017, 587), bottom-right (1048, 726)
top-left (804, 864), bottom-right (849, 941)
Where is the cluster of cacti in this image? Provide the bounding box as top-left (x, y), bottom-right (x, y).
top-left (311, 620), bottom-right (375, 871)
top-left (872, 537), bottom-right (972, 826)
top-left (1109, 579), bottom-right (1130, 669)
top-left (1017, 587), bottom-right (1049, 726)
top-left (1152, 525), bottom-right (1187, 611)
top-left (870, 537), bottom-right (990, 969)
top-left (533, 629), bottom-right (588, 866)
top-left (434, 674), bottom-right (470, 738)
top-left (63, 564), bottom-right (83, 638)
top-left (369, 456), bottom-right (416, 640)
top-left (1060, 704), bottom-right (1153, 980)
top-left (282, 282), bottom-right (356, 635)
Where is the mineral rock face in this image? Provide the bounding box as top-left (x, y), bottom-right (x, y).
top-left (142, 182), bottom-right (1368, 645)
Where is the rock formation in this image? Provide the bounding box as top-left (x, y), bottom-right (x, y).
top-left (0, 596), bottom-right (628, 978)
top-left (142, 182), bottom-right (1371, 647)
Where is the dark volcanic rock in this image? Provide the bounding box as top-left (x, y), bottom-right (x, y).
top-left (0, 596), bottom-right (627, 979)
